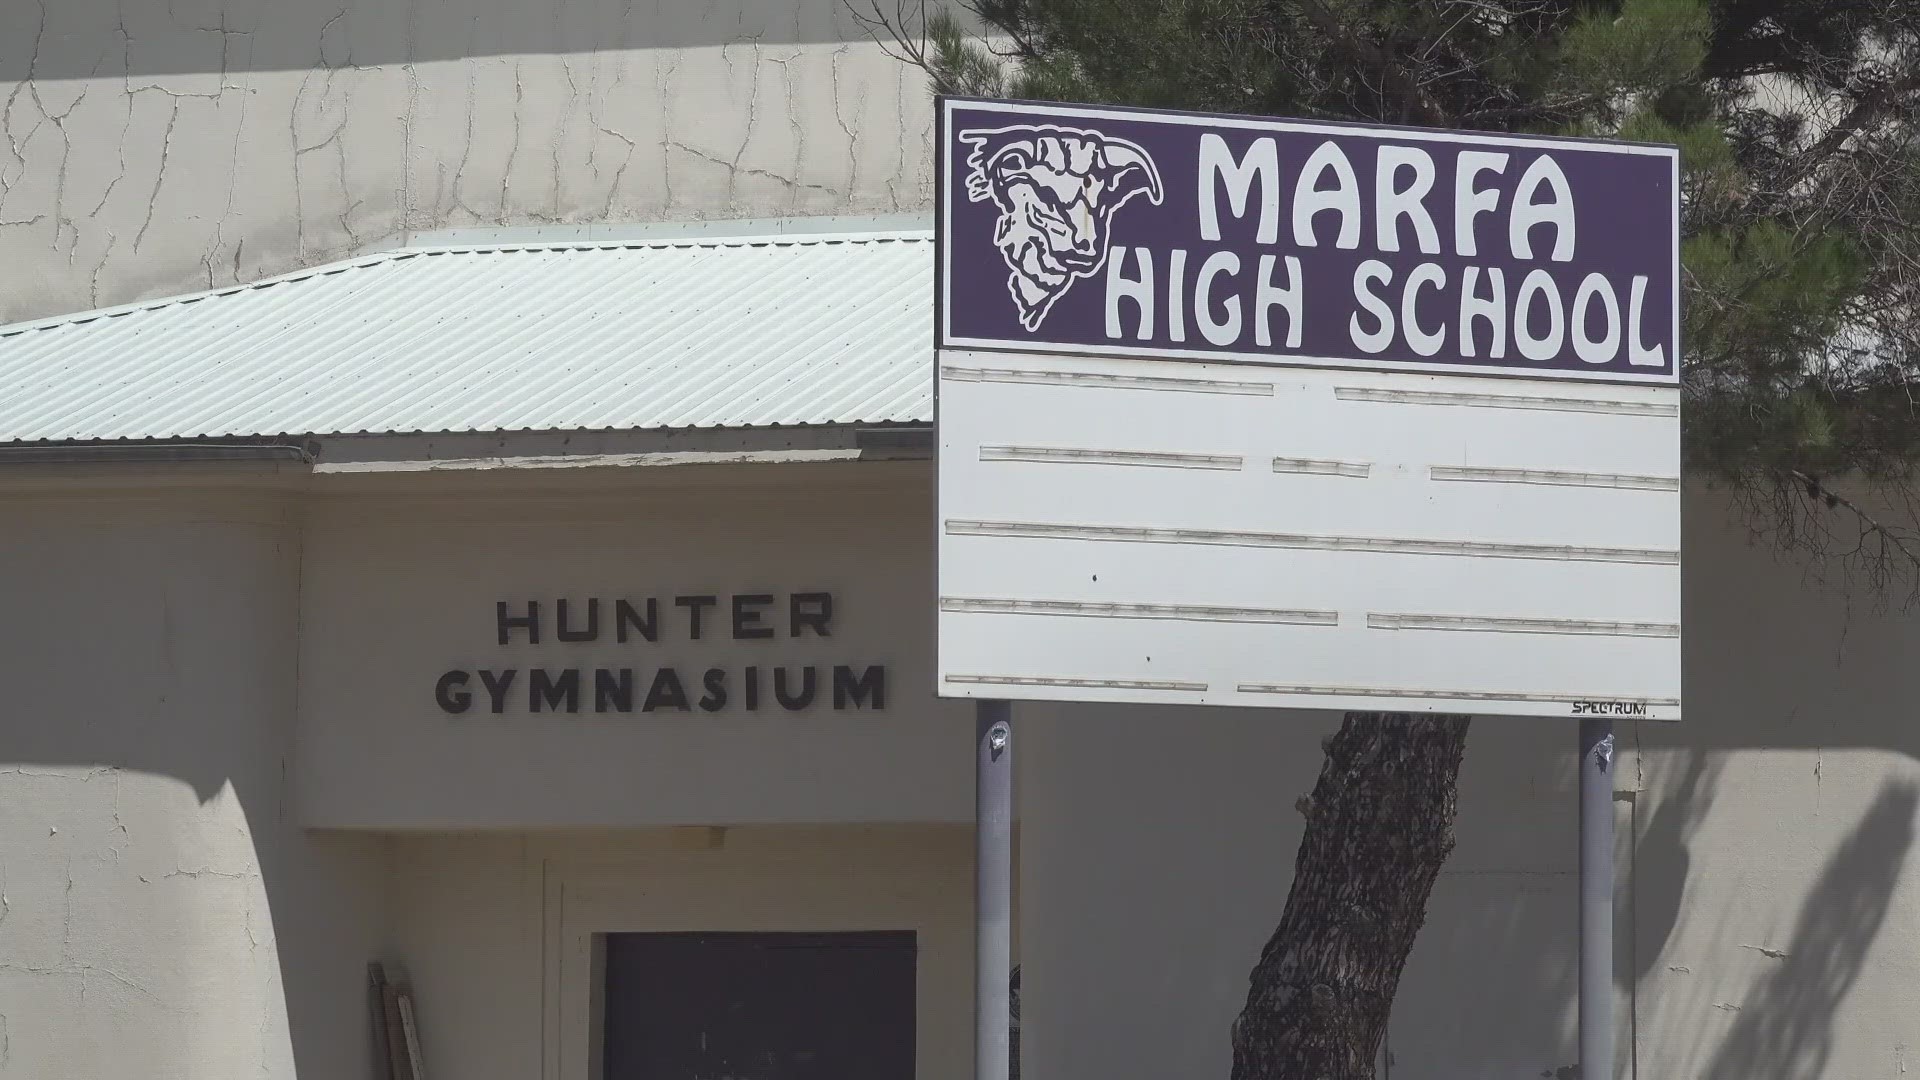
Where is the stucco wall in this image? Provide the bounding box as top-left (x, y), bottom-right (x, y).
top-left (3, 461), bottom-right (1918, 1078)
top-left (0, 0), bottom-right (936, 322)
top-left (0, 478), bottom-right (388, 1078)
top-left (296, 461), bottom-right (970, 827)
top-left (303, 464), bottom-right (1920, 1080)
top-left (383, 827), bottom-right (973, 1080)
top-left (1020, 487), bottom-right (1920, 1080)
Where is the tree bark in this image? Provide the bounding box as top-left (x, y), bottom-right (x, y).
top-left (1230, 711), bottom-right (1472, 1080)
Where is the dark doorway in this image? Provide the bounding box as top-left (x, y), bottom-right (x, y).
top-left (601, 930), bottom-right (918, 1080)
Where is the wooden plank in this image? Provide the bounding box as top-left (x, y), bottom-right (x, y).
top-left (368, 963), bottom-right (394, 1080)
top-left (398, 985), bottom-right (427, 1080)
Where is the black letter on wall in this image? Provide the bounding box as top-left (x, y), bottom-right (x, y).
top-left (435, 670), bottom-right (473, 714)
top-left (643, 668), bottom-right (691, 712)
top-left (497, 601), bottom-right (540, 645)
top-left (557, 599), bottom-right (600, 642)
top-left (479, 670), bottom-right (518, 713)
top-left (832, 665), bottom-right (886, 710)
top-left (774, 666), bottom-right (818, 711)
top-left (789, 593), bottom-right (834, 637)
top-left (699, 669), bottom-right (728, 712)
top-left (675, 595), bottom-right (718, 640)
top-left (732, 594), bottom-right (775, 639)
top-left (616, 598), bottom-right (658, 643)
top-left (595, 669), bottom-right (635, 713)
top-left (530, 668), bottom-right (581, 713)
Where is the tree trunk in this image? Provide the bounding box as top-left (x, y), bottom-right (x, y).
top-left (1230, 711), bottom-right (1472, 1080)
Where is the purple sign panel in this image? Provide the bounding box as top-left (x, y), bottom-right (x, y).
top-left (937, 97), bottom-right (1679, 384)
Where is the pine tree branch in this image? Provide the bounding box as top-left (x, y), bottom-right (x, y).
top-left (1462, 92), bottom-right (1609, 126)
top-left (1800, 68), bottom-right (1920, 166)
top-left (1703, 2), bottom-right (1825, 80)
top-left (1287, 0), bottom-right (1453, 125)
top-left (966, 1), bottom-right (1044, 62)
top-left (846, 0), bottom-right (937, 74)
top-left (1787, 469), bottom-right (1920, 574)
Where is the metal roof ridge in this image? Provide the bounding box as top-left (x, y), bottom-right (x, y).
top-left (394, 228), bottom-right (934, 255)
top-left (0, 228), bottom-right (936, 341)
top-left (0, 249), bottom-right (417, 340)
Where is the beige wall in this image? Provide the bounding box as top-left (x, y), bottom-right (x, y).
top-left (1020, 489), bottom-right (1920, 1080)
top-left (2, 459), bottom-right (1918, 1078)
top-left (381, 827), bottom-right (972, 1080)
top-left (0, 474), bottom-right (387, 1078)
top-left (296, 461), bottom-right (971, 827)
top-left (0, 0), bottom-right (936, 322)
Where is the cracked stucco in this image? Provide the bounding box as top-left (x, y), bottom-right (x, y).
top-left (0, 509), bottom-right (388, 1079)
top-left (0, 766), bottom-right (297, 1077)
top-left (0, 0), bottom-right (937, 322)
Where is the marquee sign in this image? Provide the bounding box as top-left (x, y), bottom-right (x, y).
top-left (938, 97), bottom-right (1678, 385)
top-left (934, 98), bottom-right (1683, 720)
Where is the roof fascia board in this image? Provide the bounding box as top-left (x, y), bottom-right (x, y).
top-left (309, 424), bottom-right (931, 467)
top-left (314, 448), bottom-right (874, 475)
top-left (0, 443), bottom-right (315, 466)
top-left (0, 426), bottom-right (932, 489)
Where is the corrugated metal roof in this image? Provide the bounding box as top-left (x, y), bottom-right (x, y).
top-left (0, 230), bottom-right (935, 443)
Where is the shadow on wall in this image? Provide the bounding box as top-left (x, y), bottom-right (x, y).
top-left (1626, 752), bottom-right (1721, 988)
top-left (0, 522), bottom-right (387, 1077)
top-left (1700, 780), bottom-right (1917, 1080)
top-left (4, 0), bottom-right (892, 80)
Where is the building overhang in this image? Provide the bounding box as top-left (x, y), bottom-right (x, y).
top-left (0, 222), bottom-right (936, 473)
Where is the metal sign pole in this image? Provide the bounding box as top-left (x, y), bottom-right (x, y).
top-left (1579, 718), bottom-right (1615, 1080)
top-left (976, 699), bottom-right (1014, 1080)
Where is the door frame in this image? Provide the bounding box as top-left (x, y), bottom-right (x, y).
top-left (541, 842), bottom-right (971, 1080)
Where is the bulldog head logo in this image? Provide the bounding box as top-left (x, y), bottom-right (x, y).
top-left (959, 124), bottom-right (1164, 330)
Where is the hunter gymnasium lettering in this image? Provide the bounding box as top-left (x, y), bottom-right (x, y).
top-left (434, 592), bottom-right (886, 716)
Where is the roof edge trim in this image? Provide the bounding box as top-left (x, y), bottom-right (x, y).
top-left (0, 442), bottom-right (315, 466)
